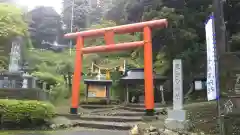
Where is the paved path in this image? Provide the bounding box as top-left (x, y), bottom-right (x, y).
top-left (8, 129), bottom-right (129, 135)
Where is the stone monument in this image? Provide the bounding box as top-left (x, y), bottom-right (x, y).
top-left (0, 36), bottom-right (25, 88)
top-left (0, 37), bottom-right (46, 100)
top-left (8, 37), bottom-right (22, 72)
top-left (165, 59), bottom-right (189, 131)
top-left (0, 36), bottom-right (37, 89)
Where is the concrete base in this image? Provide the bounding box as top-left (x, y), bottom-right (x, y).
top-left (164, 109), bottom-right (190, 131)
top-left (165, 118), bottom-right (190, 131)
top-left (145, 109), bottom-right (155, 116)
top-left (142, 115), bottom-right (158, 122)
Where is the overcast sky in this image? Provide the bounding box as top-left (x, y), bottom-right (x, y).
top-left (17, 0), bottom-right (62, 13)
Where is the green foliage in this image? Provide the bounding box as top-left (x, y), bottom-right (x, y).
top-left (28, 0), bottom-right (240, 102)
top-left (0, 99), bottom-right (56, 126)
top-left (28, 6), bottom-right (63, 48)
top-left (229, 33), bottom-right (240, 51)
top-left (48, 83), bottom-right (69, 104)
top-left (32, 72), bottom-right (63, 85)
top-left (62, 0), bottom-right (114, 31)
top-left (85, 19), bottom-right (140, 47)
top-left (153, 53), bottom-right (170, 75)
top-left (110, 71), bottom-right (124, 101)
top-left (0, 56), bottom-right (8, 70)
top-left (79, 19), bottom-right (142, 74)
top-left (105, 0), bottom-right (128, 24)
top-left (26, 50), bottom-right (69, 102)
top-left (63, 0), bottom-right (92, 30)
top-left (0, 3), bottom-right (27, 39)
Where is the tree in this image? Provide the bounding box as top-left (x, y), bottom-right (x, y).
top-left (62, 0), bottom-right (114, 31)
top-left (63, 0), bottom-right (92, 32)
top-left (0, 0), bottom-right (15, 3)
top-left (224, 0), bottom-right (240, 51)
top-left (0, 3), bottom-right (27, 40)
top-left (105, 0), bottom-right (128, 24)
top-left (28, 6), bottom-right (63, 48)
top-left (0, 3), bottom-right (28, 69)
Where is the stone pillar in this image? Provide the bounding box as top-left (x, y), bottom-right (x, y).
top-left (126, 84), bottom-right (129, 104)
top-left (160, 85), bottom-right (166, 105)
top-left (22, 77), bottom-right (28, 88)
top-left (165, 59), bottom-right (189, 131)
top-left (85, 84), bottom-right (89, 104)
top-left (42, 82), bottom-right (47, 90)
top-left (106, 85), bottom-right (110, 104)
top-left (32, 77), bottom-right (37, 88)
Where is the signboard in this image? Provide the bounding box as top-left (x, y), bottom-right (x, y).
top-left (173, 59), bottom-right (183, 110)
top-left (194, 81), bottom-right (203, 91)
top-left (88, 84), bottom-right (107, 98)
top-left (205, 15), bottom-right (219, 101)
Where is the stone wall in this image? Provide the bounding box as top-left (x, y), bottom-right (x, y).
top-left (185, 102), bottom-right (218, 134)
top-left (186, 100), bottom-right (240, 135)
top-left (0, 88), bottom-right (49, 101)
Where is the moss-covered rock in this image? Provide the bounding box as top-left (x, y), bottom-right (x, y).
top-left (0, 99), bottom-right (56, 129)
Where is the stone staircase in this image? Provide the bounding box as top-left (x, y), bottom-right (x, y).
top-left (57, 103), bottom-right (167, 130)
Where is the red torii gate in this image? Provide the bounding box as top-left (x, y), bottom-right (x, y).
top-left (64, 19), bottom-right (168, 115)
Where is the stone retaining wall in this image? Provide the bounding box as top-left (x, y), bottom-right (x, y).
top-left (0, 88), bottom-right (48, 101)
top-left (185, 102), bottom-right (218, 134)
top-left (186, 101), bottom-right (240, 134)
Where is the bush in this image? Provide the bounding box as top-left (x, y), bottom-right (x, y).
top-left (49, 83), bottom-right (68, 104)
top-left (0, 99), bottom-right (56, 128)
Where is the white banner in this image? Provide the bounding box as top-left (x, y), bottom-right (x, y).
top-left (205, 15), bottom-right (218, 101)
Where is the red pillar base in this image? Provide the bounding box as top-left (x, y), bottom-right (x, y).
top-left (70, 108), bottom-right (78, 114)
top-left (145, 109), bottom-right (155, 116)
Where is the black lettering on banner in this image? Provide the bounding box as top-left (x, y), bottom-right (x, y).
top-left (207, 71), bottom-right (212, 78)
top-left (207, 86), bottom-right (215, 94)
top-left (208, 79), bottom-right (214, 85)
top-left (175, 79), bottom-right (180, 84)
top-left (175, 93), bottom-right (180, 100)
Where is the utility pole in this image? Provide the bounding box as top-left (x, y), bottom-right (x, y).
top-left (213, 0), bottom-right (226, 134)
top-left (69, 0), bottom-right (74, 55)
top-left (213, 0), bottom-right (226, 53)
top-left (86, 0), bottom-right (92, 29)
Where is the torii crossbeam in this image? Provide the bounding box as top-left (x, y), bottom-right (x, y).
top-left (64, 19), bottom-right (168, 115)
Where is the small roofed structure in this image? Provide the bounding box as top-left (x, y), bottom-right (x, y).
top-left (120, 68), bottom-right (168, 104)
top-left (120, 68), bottom-right (167, 84)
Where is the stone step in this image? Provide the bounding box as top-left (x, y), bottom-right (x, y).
top-left (71, 120), bottom-right (133, 130)
top-left (58, 114), bottom-right (142, 122)
top-left (126, 103), bottom-right (165, 108)
top-left (80, 104), bottom-right (116, 109)
top-left (122, 106), bottom-right (165, 113)
top-left (57, 110), bottom-right (162, 119)
top-left (107, 111), bottom-right (148, 116)
top-left (78, 115), bottom-right (143, 122)
top-left (91, 109), bottom-right (166, 117)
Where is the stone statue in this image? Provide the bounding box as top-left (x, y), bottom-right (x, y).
top-left (8, 37), bottom-right (22, 72)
